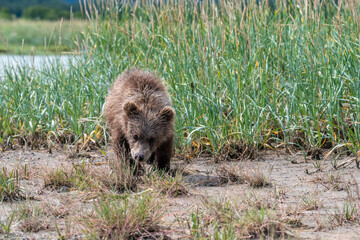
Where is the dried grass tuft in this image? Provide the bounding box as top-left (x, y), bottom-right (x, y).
top-left (82, 192), bottom-right (167, 239)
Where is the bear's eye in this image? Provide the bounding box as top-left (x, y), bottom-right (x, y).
top-left (134, 135), bottom-right (139, 141)
top-left (149, 137), bottom-right (155, 144)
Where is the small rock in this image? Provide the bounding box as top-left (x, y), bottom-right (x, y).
top-left (57, 186), bottom-right (70, 193)
top-left (185, 174), bottom-right (222, 187)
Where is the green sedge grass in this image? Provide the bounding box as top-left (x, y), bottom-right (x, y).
top-left (1, 0), bottom-right (360, 157)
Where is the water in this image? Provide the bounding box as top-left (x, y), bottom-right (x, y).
top-left (0, 55), bottom-right (78, 79)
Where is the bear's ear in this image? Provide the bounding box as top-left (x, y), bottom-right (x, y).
top-left (159, 107), bottom-right (175, 123)
top-left (123, 102), bottom-right (140, 118)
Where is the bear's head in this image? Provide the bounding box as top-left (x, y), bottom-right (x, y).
top-left (123, 101), bottom-right (175, 162)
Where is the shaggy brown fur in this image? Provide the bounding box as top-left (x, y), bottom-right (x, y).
top-left (103, 69), bottom-right (175, 171)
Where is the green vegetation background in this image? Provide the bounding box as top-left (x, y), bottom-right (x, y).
top-left (0, 0), bottom-right (81, 20)
top-left (0, 0), bottom-right (83, 54)
top-left (0, 19), bottom-right (86, 54)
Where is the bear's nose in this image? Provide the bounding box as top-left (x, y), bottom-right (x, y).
top-left (134, 153), bottom-right (144, 161)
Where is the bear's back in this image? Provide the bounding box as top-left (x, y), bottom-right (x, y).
top-left (118, 69), bottom-right (171, 112)
top-left (104, 69), bottom-right (172, 129)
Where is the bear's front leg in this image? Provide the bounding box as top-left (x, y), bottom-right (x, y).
top-left (155, 135), bottom-right (174, 171)
top-left (113, 132), bottom-right (130, 162)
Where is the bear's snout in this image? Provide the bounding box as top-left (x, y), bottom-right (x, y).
top-left (130, 141), bottom-right (151, 162)
top-left (134, 152), bottom-right (145, 161)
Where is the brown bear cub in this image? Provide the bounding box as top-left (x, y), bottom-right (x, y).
top-left (104, 69), bottom-right (175, 171)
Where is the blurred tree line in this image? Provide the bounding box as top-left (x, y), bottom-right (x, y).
top-left (0, 0), bottom-right (82, 20)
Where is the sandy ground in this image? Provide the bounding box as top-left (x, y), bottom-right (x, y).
top-left (0, 149), bottom-right (359, 239)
